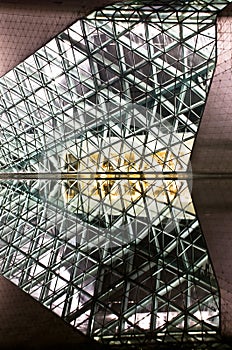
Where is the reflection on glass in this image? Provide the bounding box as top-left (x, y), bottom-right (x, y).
top-left (0, 179), bottom-right (219, 345)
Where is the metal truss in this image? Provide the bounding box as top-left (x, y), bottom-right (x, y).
top-left (0, 0), bottom-right (230, 347)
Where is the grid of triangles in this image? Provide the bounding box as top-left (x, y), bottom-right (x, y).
top-left (0, 0), bottom-right (230, 346)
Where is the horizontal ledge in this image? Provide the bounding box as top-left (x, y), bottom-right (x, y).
top-left (0, 171), bottom-right (232, 180)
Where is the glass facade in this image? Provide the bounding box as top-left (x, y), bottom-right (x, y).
top-left (0, 0), bottom-right (230, 347)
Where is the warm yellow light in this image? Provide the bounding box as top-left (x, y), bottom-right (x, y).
top-left (63, 150), bottom-right (179, 208)
top-left (63, 151), bottom-right (151, 202)
top-left (61, 134), bottom-right (195, 218)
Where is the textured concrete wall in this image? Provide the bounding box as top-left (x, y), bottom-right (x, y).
top-left (0, 0), bottom-right (123, 77)
top-left (0, 276), bottom-right (104, 349)
top-left (191, 5), bottom-right (232, 338)
top-left (192, 179), bottom-right (232, 339)
top-left (191, 4), bottom-right (232, 173)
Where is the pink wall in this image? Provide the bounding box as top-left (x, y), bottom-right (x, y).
top-left (0, 0), bottom-right (123, 77)
top-left (192, 4), bottom-right (232, 338)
